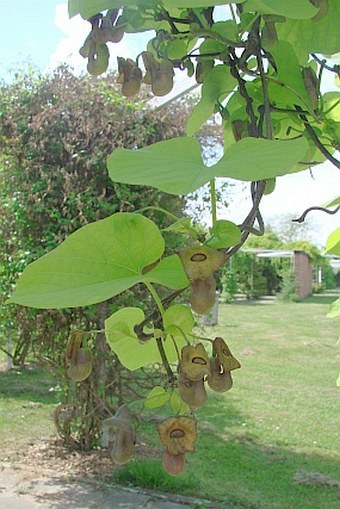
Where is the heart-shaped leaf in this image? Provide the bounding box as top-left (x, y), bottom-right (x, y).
top-left (69, 0), bottom-right (149, 19)
top-left (144, 386), bottom-right (170, 409)
top-left (108, 137), bottom-right (207, 195)
top-left (163, 304), bottom-right (195, 340)
top-left (323, 196), bottom-right (340, 208)
top-left (324, 228), bottom-right (340, 256)
top-left (164, 0), bottom-right (244, 6)
top-left (245, 0), bottom-right (318, 19)
top-left (187, 65), bottom-right (237, 136)
top-left (206, 220), bottom-right (241, 249)
top-left (276, 0), bottom-right (340, 56)
top-left (170, 389), bottom-right (188, 415)
top-left (108, 136), bottom-right (309, 195)
top-left (105, 305), bottom-right (191, 370)
top-left (9, 213), bottom-right (189, 309)
top-left (105, 307), bottom-right (159, 370)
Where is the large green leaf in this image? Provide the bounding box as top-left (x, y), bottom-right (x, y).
top-left (206, 220), bottom-right (241, 249)
top-left (144, 386), bottom-right (170, 408)
top-left (163, 304), bottom-right (194, 339)
top-left (9, 213), bottom-right (189, 309)
top-left (245, 0), bottom-right (318, 19)
top-left (108, 136), bottom-right (309, 195)
top-left (108, 137), bottom-right (208, 195)
top-left (214, 137), bottom-right (309, 180)
top-left (170, 389), bottom-right (188, 414)
top-left (105, 307), bottom-right (160, 370)
top-left (187, 65), bottom-right (237, 136)
top-left (276, 0), bottom-right (340, 56)
top-left (69, 0), bottom-right (154, 19)
top-left (69, 0), bottom-right (245, 19)
top-left (163, 1), bottom-right (242, 7)
top-left (324, 228), bottom-right (340, 256)
top-left (268, 41), bottom-right (312, 111)
top-left (323, 196), bottom-right (340, 208)
top-left (324, 93), bottom-right (340, 122)
top-left (145, 255), bottom-right (190, 290)
top-left (105, 304), bottom-right (192, 370)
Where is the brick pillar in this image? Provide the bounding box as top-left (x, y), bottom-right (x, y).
top-left (294, 251), bottom-right (313, 299)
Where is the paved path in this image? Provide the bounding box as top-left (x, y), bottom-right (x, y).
top-left (0, 463), bottom-right (223, 509)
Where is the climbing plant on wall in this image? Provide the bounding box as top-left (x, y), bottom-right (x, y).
top-left (8, 0), bottom-right (340, 475)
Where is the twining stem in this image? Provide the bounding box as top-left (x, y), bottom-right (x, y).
top-left (144, 281), bottom-right (175, 383)
top-left (170, 334), bottom-right (181, 363)
top-left (156, 337), bottom-right (175, 383)
top-left (257, 52), bottom-right (273, 140)
top-left (145, 281), bottom-right (165, 317)
top-left (295, 105), bottom-right (340, 169)
top-left (210, 178), bottom-right (217, 227)
top-left (292, 205), bottom-right (340, 223)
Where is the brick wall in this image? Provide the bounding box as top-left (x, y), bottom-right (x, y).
top-left (294, 251), bottom-right (313, 299)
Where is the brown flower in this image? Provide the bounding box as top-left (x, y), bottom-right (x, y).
top-left (162, 450), bottom-right (186, 476)
top-left (178, 374), bottom-right (207, 408)
top-left (65, 330), bottom-right (92, 382)
top-left (117, 57), bottom-right (142, 97)
top-left (142, 52), bottom-right (174, 96)
top-left (213, 337), bottom-right (241, 372)
top-left (157, 416), bottom-right (197, 455)
top-left (107, 405), bottom-right (135, 465)
top-left (189, 275), bottom-right (216, 314)
top-left (179, 245), bottom-right (226, 281)
top-left (179, 343), bottom-right (210, 380)
top-left (208, 357), bottom-right (233, 392)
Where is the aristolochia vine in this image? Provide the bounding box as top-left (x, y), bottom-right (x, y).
top-left (8, 0), bottom-right (340, 475)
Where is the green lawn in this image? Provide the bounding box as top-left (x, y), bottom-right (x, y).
top-left (117, 295), bottom-right (340, 509)
top-left (0, 365), bottom-right (60, 446)
top-left (0, 295), bottom-right (339, 508)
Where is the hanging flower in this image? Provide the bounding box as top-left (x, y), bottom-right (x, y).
top-left (179, 343), bottom-right (210, 381)
top-left (157, 416), bottom-right (197, 455)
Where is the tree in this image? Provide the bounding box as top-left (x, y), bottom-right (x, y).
top-left (6, 1), bottom-right (340, 474)
top-left (266, 213), bottom-right (318, 244)
top-left (0, 66), bottom-right (191, 447)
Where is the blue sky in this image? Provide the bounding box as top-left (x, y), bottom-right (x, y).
top-left (1, 1), bottom-right (63, 77)
top-left (0, 1), bottom-right (339, 246)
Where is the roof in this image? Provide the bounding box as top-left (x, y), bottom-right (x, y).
top-left (242, 248), bottom-right (294, 258)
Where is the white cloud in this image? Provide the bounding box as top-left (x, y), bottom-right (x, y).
top-left (48, 3), bottom-right (132, 74)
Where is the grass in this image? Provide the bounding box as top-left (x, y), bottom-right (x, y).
top-left (115, 294), bottom-right (340, 509)
top-left (0, 295), bottom-right (339, 508)
top-left (0, 365), bottom-right (60, 445)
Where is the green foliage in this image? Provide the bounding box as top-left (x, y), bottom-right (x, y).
top-left (286, 240), bottom-right (321, 263)
top-left (0, 67), bottom-right (189, 352)
top-left (206, 220), bottom-right (241, 249)
top-left (221, 267), bottom-right (238, 303)
top-left (108, 136), bottom-right (309, 194)
top-left (105, 304), bottom-right (193, 370)
top-left (187, 65), bottom-right (236, 135)
top-left (144, 386), bottom-right (170, 409)
top-left (245, 231), bottom-right (284, 249)
top-left (325, 227), bottom-right (340, 255)
top-left (4, 0), bottom-right (340, 470)
top-left (9, 213), bottom-right (189, 309)
top-left (277, 267), bottom-right (297, 302)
